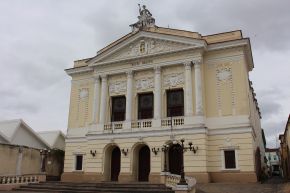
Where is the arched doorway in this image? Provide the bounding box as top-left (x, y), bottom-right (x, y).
top-left (168, 144), bottom-right (182, 175)
top-left (255, 147), bottom-right (261, 181)
top-left (138, 146), bottom-right (150, 181)
top-left (111, 147), bottom-right (121, 181)
top-left (132, 143), bottom-right (150, 182)
top-left (103, 145), bottom-right (121, 181)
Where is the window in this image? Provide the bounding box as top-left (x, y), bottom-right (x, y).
top-left (268, 155), bottom-right (271, 161)
top-left (273, 155), bottom-right (277, 160)
top-left (75, 155), bottom-right (83, 171)
top-left (167, 89), bottom-right (184, 117)
top-left (138, 93), bottom-right (153, 119)
top-left (111, 96), bottom-right (126, 122)
top-left (224, 150), bottom-right (236, 169)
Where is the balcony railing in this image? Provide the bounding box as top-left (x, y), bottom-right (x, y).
top-left (131, 119), bottom-right (152, 128)
top-left (104, 121), bottom-right (123, 131)
top-left (161, 116), bottom-right (184, 126)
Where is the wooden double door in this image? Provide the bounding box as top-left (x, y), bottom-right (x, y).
top-left (169, 144), bottom-right (182, 175)
top-left (111, 147), bottom-right (121, 181)
top-left (138, 146), bottom-right (150, 181)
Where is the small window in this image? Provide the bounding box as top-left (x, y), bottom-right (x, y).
top-left (75, 155), bottom-right (83, 171)
top-left (138, 93), bottom-right (154, 119)
top-left (111, 96), bottom-right (126, 122)
top-left (224, 150), bottom-right (236, 169)
top-left (273, 155), bottom-right (277, 160)
top-left (167, 89), bottom-right (184, 117)
top-left (268, 156), bottom-right (271, 161)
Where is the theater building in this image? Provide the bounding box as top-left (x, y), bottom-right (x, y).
top-left (62, 6), bottom-right (265, 183)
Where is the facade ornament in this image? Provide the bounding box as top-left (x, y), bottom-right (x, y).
top-left (79, 88), bottom-right (89, 100)
top-left (130, 4), bottom-right (155, 32)
top-left (164, 73), bottom-right (184, 87)
top-left (136, 78), bottom-right (154, 90)
top-left (109, 81), bottom-right (127, 94)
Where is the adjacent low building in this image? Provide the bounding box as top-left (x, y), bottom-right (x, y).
top-left (0, 119), bottom-right (65, 180)
top-left (279, 114), bottom-right (290, 180)
top-left (265, 148), bottom-right (281, 176)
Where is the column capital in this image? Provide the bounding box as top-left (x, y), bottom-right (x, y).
top-left (127, 70), bottom-right (133, 78)
top-left (193, 59), bottom-right (202, 67)
top-left (184, 61), bottom-right (192, 70)
top-left (100, 74), bottom-right (107, 80)
top-left (93, 73), bottom-right (100, 80)
top-left (154, 66), bottom-right (161, 74)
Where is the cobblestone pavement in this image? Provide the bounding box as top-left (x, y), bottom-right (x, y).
top-left (196, 177), bottom-right (290, 193)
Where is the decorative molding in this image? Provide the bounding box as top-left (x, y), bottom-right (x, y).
top-left (109, 81), bottom-right (127, 94)
top-left (215, 62), bottom-right (236, 116)
top-left (136, 78), bottom-right (154, 90)
top-left (163, 73), bottom-right (184, 87)
top-left (79, 88), bottom-right (89, 100)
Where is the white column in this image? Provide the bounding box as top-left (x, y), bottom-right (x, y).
top-left (194, 60), bottom-right (203, 115)
top-left (125, 70), bottom-right (133, 122)
top-left (99, 74), bottom-right (107, 124)
top-left (154, 66), bottom-right (161, 119)
top-left (184, 61), bottom-right (194, 117)
top-left (92, 74), bottom-right (101, 124)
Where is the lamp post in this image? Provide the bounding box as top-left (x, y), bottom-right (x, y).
top-left (161, 144), bottom-right (169, 172)
top-left (174, 139), bottom-right (198, 185)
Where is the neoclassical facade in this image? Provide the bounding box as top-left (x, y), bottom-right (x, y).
top-left (62, 7), bottom-right (265, 183)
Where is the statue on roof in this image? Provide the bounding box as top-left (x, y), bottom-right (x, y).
top-left (130, 4), bottom-right (155, 32)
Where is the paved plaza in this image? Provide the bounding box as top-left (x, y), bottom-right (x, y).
top-left (196, 177), bottom-right (290, 193)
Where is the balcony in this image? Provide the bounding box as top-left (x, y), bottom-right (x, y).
top-left (104, 121), bottom-right (124, 131)
top-left (161, 116), bottom-right (184, 126)
top-left (131, 119), bottom-right (152, 129)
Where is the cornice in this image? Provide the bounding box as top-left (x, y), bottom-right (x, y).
top-left (65, 66), bottom-right (93, 76)
top-left (92, 46), bottom-right (204, 67)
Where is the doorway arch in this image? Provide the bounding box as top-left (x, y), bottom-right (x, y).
top-left (132, 143), bottom-right (150, 181)
top-left (168, 144), bottom-right (182, 175)
top-left (103, 144), bottom-right (121, 181)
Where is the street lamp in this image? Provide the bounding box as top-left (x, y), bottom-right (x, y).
top-left (161, 144), bottom-right (169, 172)
top-left (174, 139), bottom-right (198, 185)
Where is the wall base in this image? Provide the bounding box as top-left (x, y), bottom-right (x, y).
top-left (209, 171), bottom-right (257, 183)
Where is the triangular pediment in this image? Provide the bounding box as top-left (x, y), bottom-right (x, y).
top-left (88, 31), bottom-right (206, 65)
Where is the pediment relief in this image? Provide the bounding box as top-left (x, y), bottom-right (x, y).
top-left (91, 33), bottom-right (205, 65)
top-left (106, 38), bottom-right (192, 61)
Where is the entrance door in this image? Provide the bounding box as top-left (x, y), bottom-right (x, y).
top-left (169, 144), bottom-right (182, 175)
top-left (111, 147), bottom-right (121, 181)
top-left (138, 146), bottom-right (150, 181)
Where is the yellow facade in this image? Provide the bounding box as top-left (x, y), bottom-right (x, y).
top-left (63, 20), bottom-right (264, 183)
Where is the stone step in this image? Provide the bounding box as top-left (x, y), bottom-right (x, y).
top-left (13, 182), bottom-right (174, 193)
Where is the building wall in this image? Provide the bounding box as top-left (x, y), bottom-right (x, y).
top-left (0, 143), bottom-right (41, 175)
top-left (0, 143), bottom-right (64, 178)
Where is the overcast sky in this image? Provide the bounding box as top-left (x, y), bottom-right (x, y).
top-left (0, 0), bottom-right (289, 148)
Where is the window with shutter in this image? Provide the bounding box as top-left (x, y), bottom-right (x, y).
top-left (224, 150), bottom-right (236, 169)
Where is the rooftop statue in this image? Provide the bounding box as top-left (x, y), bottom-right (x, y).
top-left (130, 4), bottom-right (155, 32)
